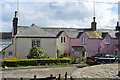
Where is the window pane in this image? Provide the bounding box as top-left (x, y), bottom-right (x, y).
top-left (82, 37), bottom-right (86, 44)
top-left (32, 40), bottom-right (35, 47)
top-left (64, 37), bottom-right (65, 43)
top-left (8, 52), bottom-right (13, 56)
top-left (37, 40), bottom-right (40, 47)
top-left (61, 37), bottom-right (63, 43)
top-left (32, 40), bottom-right (40, 47)
top-left (32, 40), bottom-right (34, 47)
top-left (106, 37), bottom-right (110, 44)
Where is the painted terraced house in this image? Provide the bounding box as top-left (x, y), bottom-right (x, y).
top-left (2, 11), bottom-right (119, 58)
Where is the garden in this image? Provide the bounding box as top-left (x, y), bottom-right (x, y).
top-left (1, 46), bottom-right (86, 67)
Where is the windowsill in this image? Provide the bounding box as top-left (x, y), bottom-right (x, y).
top-left (61, 43), bottom-right (66, 44)
top-left (106, 43), bottom-right (110, 45)
top-left (8, 56), bottom-right (13, 57)
top-left (81, 43), bottom-right (87, 45)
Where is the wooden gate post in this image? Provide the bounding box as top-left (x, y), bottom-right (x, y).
top-left (4, 78), bottom-right (6, 80)
top-left (65, 72), bottom-right (67, 80)
top-left (34, 75), bottom-right (36, 80)
top-left (58, 74), bottom-right (61, 80)
top-left (20, 77), bottom-right (23, 80)
top-left (50, 74), bottom-right (53, 80)
top-left (70, 76), bottom-right (73, 80)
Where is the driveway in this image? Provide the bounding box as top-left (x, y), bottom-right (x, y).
top-left (1, 66), bottom-right (77, 79)
top-left (72, 63), bottom-right (118, 78)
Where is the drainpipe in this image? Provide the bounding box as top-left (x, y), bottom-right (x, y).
top-left (14, 36), bottom-right (17, 56)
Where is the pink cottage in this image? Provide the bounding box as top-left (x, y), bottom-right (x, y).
top-left (42, 17), bottom-right (119, 58)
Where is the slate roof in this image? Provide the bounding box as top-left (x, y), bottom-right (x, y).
top-left (13, 24), bottom-right (118, 39)
top-left (98, 29), bottom-right (118, 38)
top-left (42, 27), bottom-right (80, 38)
top-left (16, 25), bottom-right (56, 38)
top-left (85, 31), bottom-right (102, 39)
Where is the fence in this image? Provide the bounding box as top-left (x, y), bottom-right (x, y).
top-left (2, 72), bottom-right (74, 80)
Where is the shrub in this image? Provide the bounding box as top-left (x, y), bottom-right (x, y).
top-left (27, 46), bottom-right (48, 59)
top-left (2, 58), bottom-right (71, 67)
top-left (17, 59), bottom-right (38, 66)
top-left (63, 51), bottom-right (70, 57)
top-left (2, 60), bottom-right (18, 67)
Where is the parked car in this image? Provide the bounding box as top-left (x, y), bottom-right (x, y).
top-left (86, 54), bottom-right (116, 65)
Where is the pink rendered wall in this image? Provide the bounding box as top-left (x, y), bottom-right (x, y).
top-left (69, 38), bottom-right (80, 53)
top-left (63, 32), bottom-right (118, 57)
top-left (79, 33), bottom-right (101, 56)
top-left (83, 39), bottom-right (101, 56)
top-left (100, 34), bottom-right (118, 54)
top-left (69, 32), bottom-right (101, 56)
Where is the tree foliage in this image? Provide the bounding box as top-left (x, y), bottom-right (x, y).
top-left (27, 46), bottom-right (48, 59)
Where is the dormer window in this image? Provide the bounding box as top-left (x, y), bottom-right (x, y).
top-left (61, 37), bottom-right (65, 44)
top-left (106, 37), bottom-right (110, 44)
top-left (81, 37), bottom-right (87, 44)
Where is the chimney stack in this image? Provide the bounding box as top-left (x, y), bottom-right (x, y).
top-left (91, 17), bottom-right (97, 31)
top-left (116, 21), bottom-right (120, 31)
top-left (13, 11), bottom-right (18, 35)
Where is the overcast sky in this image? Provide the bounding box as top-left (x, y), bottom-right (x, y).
top-left (0, 0), bottom-right (120, 32)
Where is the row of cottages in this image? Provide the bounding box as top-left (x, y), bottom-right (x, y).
top-left (1, 11), bottom-right (119, 58)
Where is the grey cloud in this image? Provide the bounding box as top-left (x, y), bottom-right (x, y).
top-left (1, 1), bottom-right (118, 32)
top-left (53, 10), bottom-right (92, 21)
top-left (49, 2), bottom-right (92, 21)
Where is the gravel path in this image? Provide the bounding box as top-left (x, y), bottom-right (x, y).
top-left (72, 64), bottom-right (119, 78)
top-left (1, 64), bottom-right (119, 79)
top-left (1, 66), bottom-right (77, 79)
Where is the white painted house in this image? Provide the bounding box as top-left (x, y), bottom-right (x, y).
top-left (3, 11), bottom-right (57, 58)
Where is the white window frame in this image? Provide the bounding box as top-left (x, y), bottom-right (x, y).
top-left (61, 37), bottom-right (66, 44)
top-left (32, 39), bottom-right (40, 47)
top-left (81, 37), bottom-right (87, 44)
top-left (106, 37), bottom-right (110, 44)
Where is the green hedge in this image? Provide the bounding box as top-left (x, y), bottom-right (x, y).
top-left (2, 58), bottom-right (71, 67)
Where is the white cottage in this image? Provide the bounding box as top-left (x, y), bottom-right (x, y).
top-left (3, 11), bottom-right (57, 58)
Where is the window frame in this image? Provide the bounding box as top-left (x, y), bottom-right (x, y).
top-left (64, 37), bottom-right (66, 43)
top-left (106, 37), bottom-right (110, 44)
top-left (61, 37), bottom-right (63, 43)
top-left (8, 52), bottom-right (13, 56)
top-left (81, 37), bottom-right (87, 44)
top-left (61, 37), bottom-right (66, 44)
top-left (32, 39), bottom-right (40, 47)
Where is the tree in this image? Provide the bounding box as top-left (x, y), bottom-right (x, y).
top-left (27, 46), bottom-right (48, 59)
